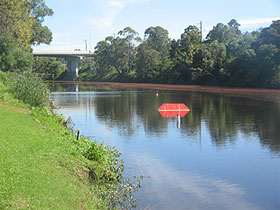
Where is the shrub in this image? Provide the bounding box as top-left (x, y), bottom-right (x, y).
top-left (11, 71), bottom-right (50, 107)
top-left (33, 57), bottom-right (66, 80)
top-left (0, 33), bottom-right (33, 72)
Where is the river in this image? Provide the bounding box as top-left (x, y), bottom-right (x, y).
top-left (50, 82), bottom-right (280, 210)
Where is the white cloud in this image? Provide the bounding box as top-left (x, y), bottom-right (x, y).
top-left (107, 0), bottom-right (125, 8)
top-left (238, 17), bottom-right (280, 28)
top-left (133, 153), bottom-right (260, 209)
top-left (89, 0), bottom-right (151, 29)
top-left (201, 17), bottom-right (280, 39)
top-left (89, 9), bottom-right (118, 29)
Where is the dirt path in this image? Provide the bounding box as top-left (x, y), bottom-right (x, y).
top-left (0, 102), bottom-right (30, 114)
top-left (51, 81), bottom-right (280, 102)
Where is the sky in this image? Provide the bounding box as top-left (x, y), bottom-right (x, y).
top-left (33, 0), bottom-right (280, 51)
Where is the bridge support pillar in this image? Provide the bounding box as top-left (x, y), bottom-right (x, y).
top-left (66, 57), bottom-right (80, 79)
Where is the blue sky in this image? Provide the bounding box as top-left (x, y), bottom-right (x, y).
top-left (33, 0), bottom-right (280, 51)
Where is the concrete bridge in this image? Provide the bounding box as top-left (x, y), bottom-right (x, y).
top-left (33, 50), bottom-right (94, 79)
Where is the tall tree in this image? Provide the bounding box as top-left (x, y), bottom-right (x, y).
top-left (144, 26), bottom-right (170, 57)
top-left (136, 43), bottom-right (161, 81)
top-left (206, 21), bottom-right (241, 44)
top-left (93, 38), bottom-right (113, 79)
top-left (0, 0), bottom-right (33, 49)
top-left (228, 19), bottom-right (241, 34)
top-left (29, 0), bottom-right (53, 45)
top-left (117, 27), bottom-right (141, 75)
top-left (0, 34), bottom-right (33, 72)
top-left (0, 0), bottom-right (53, 48)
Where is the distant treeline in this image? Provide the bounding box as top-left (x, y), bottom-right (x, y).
top-left (0, 4), bottom-right (279, 89)
top-left (78, 19), bottom-right (280, 89)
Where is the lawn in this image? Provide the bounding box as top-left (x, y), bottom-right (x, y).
top-left (0, 104), bottom-right (99, 209)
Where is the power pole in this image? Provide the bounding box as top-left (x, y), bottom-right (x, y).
top-left (84, 40), bottom-right (88, 51)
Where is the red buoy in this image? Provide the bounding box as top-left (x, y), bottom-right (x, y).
top-left (158, 103), bottom-right (190, 118)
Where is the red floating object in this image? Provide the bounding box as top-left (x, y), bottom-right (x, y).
top-left (158, 103), bottom-right (190, 118)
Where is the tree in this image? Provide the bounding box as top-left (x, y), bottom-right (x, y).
top-left (0, 33), bottom-right (33, 72)
top-left (33, 57), bottom-right (65, 80)
top-left (29, 0), bottom-right (53, 45)
top-left (0, 0), bottom-right (53, 48)
top-left (206, 21), bottom-right (241, 44)
top-left (136, 43), bottom-right (161, 81)
top-left (0, 0), bottom-right (33, 49)
top-left (144, 26), bottom-right (170, 57)
top-left (228, 49), bottom-right (257, 87)
top-left (258, 20), bottom-right (280, 48)
top-left (78, 58), bottom-right (97, 81)
top-left (180, 25), bottom-right (201, 50)
top-left (93, 39), bottom-right (113, 79)
top-left (251, 20), bottom-right (280, 88)
top-left (228, 19), bottom-right (241, 34)
top-left (118, 27), bottom-right (141, 74)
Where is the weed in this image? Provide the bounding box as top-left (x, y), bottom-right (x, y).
top-left (11, 71), bottom-right (50, 107)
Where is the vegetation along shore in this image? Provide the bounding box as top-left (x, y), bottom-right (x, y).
top-left (0, 0), bottom-right (279, 209)
top-left (0, 72), bottom-right (140, 209)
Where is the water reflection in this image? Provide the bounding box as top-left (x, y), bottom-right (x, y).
top-left (50, 83), bottom-right (280, 209)
top-left (51, 84), bottom-right (280, 154)
top-left (134, 154), bottom-right (260, 210)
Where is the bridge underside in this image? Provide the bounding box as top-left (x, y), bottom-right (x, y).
top-left (32, 51), bottom-right (94, 80)
top-left (65, 57), bottom-right (80, 79)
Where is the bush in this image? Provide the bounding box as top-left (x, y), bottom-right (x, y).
top-left (72, 136), bottom-right (140, 209)
top-left (33, 57), bottom-right (66, 80)
top-left (0, 33), bottom-right (33, 72)
top-left (11, 71), bottom-right (50, 107)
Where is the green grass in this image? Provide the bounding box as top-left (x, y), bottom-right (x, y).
top-left (0, 71), bottom-right (140, 209)
top-left (0, 105), bottom-right (99, 209)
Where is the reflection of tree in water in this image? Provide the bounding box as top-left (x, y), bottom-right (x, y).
top-left (93, 92), bottom-right (138, 138)
top-left (78, 86), bottom-right (279, 153)
top-left (184, 94), bottom-right (280, 153)
top-left (249, 102), bottom-right (280, 153)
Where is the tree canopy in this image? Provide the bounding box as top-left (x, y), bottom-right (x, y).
top-left (0, 0), bottom-right (53, 48)
top-left (0, 0), bottom-right (53, 75)
top-left (79, 19), bottom-right (280, 89)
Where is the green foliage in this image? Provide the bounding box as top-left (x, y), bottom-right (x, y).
top-left (136, 43), bottom-right (161, 81)
top-left (0, 33), bottom-right (33, 72)
top-left (11, 71), bottom-right (50, 107)
top-left (33, 57), bottom-right (66, 80)
top-left (0, 0), bottom-right (53, 48)
top-left (79, 20), bottom-right (280, 89)
top-left (33, 109), bottom-right (141, 209)
top-left (88, 27), bottom-right (141, 82)
top-left (0, 0), bottom-right (33, 49)
top-left (71, 136), bottom-right (140, 209)
top-left (78, 58), bottom-right (97, 80)
top-left (29, 0), bottom-right (53, 45)
top-left (0, 72), bottom-right (141, 209)
top-left (144, 26), bottom-right (170, 57)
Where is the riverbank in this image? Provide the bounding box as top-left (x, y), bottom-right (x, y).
top-left (0, 104), bottom-right (99, 209)
top-left (0, 72), bottom-right (138, 209)
top-left (51, 81), bottom-right (280, 102)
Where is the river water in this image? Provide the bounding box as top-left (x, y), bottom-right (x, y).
top-left (50, 82), bottom-right (280, 210)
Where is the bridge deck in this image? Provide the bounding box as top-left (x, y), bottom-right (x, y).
top-left (33, 50), bottom-right (94, 57)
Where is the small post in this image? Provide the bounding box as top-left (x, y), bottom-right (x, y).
top-left (77, 129), bottom-right (80, 140)
top-left (177, 114), bottom-right (181, 128)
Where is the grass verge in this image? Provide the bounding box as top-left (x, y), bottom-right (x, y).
top-left (0, 71), bottom-right (140, 209)
top-left (0, 105), bottom-right (100, 209)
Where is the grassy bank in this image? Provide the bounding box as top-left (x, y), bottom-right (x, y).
top-left (0, 71), bottom-right (139, 209)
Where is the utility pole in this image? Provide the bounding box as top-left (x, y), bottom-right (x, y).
top-left (84, 40), bottom-right (88, 51)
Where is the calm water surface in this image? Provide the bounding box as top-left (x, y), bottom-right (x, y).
top-left (50, 83), bottom-right (280, 210)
